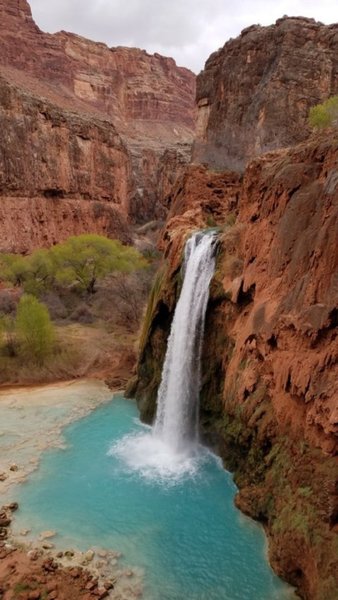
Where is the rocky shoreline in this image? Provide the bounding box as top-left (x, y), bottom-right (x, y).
top-left (0, 501), bottom-right (142, 599)
top-left (0, 380), bottom-right (144, 600)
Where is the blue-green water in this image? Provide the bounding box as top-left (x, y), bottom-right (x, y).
top-left (14, 396), bottom-right (293, 600)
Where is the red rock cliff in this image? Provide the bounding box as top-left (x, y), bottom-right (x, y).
top-left (0, 0), bottom-right (196, 251)
top-left (126, 15), bottom-right (338, 600)
top-left (193, 17), bottom-right (338, 171)
top-left (0, 71), bottom-right (133, 252)
top-left (129, 134), bottom-right (338, 599)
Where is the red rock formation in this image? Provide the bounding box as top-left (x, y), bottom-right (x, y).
top-left (237, 138), bottom-right (338, 453)
top-left (0, 0), bottom-right (196, 252)
top-left (127, 16), bottom-right (338, 600)
top-left (194, 17), bottom-right (338, 171)
top-left (0, 195), bottom-right (132, 254)
top-left (129, 133), bottom-right (338, 599)
top-left (0, 74), bottom-right (132, 252)
top-left (0, 0), bottom-right (195, 131)
top-left (0, 538), bottom-right (115, 600)
top-left (151, 135), bottom-right (338, 454)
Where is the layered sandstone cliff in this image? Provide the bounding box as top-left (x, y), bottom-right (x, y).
top-left (0, 0), bottom-right (195, 252)
top-left (128, 134), bottom-right (338, 600)
top-left (194, 17), bottom-right (338, 171)
top-left (0, 74), bottom-right (133, 252)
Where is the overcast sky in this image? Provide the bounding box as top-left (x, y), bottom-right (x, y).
top-left (29, 0), bottom-right (337, 73)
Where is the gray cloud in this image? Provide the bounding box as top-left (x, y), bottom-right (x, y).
top-left (29, 0), bottom-right (338, 73)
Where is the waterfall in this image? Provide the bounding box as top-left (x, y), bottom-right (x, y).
top-left (154, 231), bottom-right (216, 452)
top-left (111, 230), bottom-right (217, 479)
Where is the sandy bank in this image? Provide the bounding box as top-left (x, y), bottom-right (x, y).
top-left (0, 379), bottom-right (115, 496)
top-left (0, 380), bottom-right (144, 599)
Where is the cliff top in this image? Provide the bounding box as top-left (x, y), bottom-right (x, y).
top-left (194, 15), bottom-right (338, 171)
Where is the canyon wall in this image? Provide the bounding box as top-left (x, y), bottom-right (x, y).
top-left (0, 74), bottom-right (132, 252)
top-left (128, 18), bottom-right (338, 599)
top-left (193, 17), bottom-right (338, 171)
top-left (129, 133), bottom-right (338, 600)
top-left (0, 0), bottom-right (196, 252)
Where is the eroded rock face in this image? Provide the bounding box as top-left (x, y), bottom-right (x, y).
top-left (0, 0), bottom-right (196, 251)
top-left (0, 196), bottom-right (132, 254)
top-left (237, 139), bottom-right (338, 452)
top-left (0, 75), bottom-right (131, 251)
top-left (194, 17), bottom-right (338, 171)
top-left (133, 135), bottom-right (338, 454)
top-left (129, 134), bottom-right (338, 599)
top-left (0, 76), bottom-right (131, 207)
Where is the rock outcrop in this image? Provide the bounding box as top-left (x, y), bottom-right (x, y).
top-left (0, 0), bottom-right (195, 252)
top-left (129, 22), bottom-right (338, 597)
top-left (128, 133), bottom-right (338, 599)
top-left (194, 17), bottom-right (338, 171)
top-left (0, 74), bottom-right (132, 252)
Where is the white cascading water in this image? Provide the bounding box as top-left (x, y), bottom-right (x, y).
top-left (154, 231), bottom-right (216, 451)
top-left (110, 231), bottom-right (217, 480)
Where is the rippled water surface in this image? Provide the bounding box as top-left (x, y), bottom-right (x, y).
top-left (14, 395), bottom-right (294, 600)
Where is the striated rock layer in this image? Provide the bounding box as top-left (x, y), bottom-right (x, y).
top-left (128, 134), bottom-right (338, 600)
top-left (0, 0), bottom-right (195, 252)
top-left (194, 17), bottom-right (338, 171)
top-left (0, 74), bottom-right (132, 251)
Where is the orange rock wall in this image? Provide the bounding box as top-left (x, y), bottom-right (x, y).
top-left (237, 140), bottom-right (338, 452)
top-left (0, 0), bottom-right (196, 252)
top-left (130, 135), bottom-right (338, 599)
top-left (134, 137), bottom-right (338, 454)
top-left (0, 75), bottom-right (132, 251)
top-left (0, 196), bottom-right (132, 254)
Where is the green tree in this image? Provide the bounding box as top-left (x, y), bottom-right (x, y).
top-left (0, 250), bottom-right (54, 294)
top-left (15, 294), bottom-right (55, 364)
top-left (0, 254), bottom-right (28, 286)
top-left (50, 234), bottom-right (146, 294)
top-left (309, 95), bottom-right (338, 128)
top-left (23, 249), bottom-right (55, 295)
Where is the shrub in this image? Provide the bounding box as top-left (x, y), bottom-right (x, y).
top-left (0, 289), bottom-right (18, 315)
top-left (0, 254), bottom-right (28, 286)
top-left (15, 294), bottom-right (56, 364)
top-left (23, 249), bottom-right (55, 294)
top-left (0, 314), bottom-right (17, 357)
top-left (309, 95), bottom-right (338, 128)
top-left (70, 303), bottom-right (94, 324)
top-left (0, 234), bottom-right (147, 297)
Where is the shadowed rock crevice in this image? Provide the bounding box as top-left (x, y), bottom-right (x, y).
top-left (237, 282), bottom-right (256, 307)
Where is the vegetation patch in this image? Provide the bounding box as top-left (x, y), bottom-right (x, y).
top-left (0, 234), bottom-right (155, 385)
top-left (309, 95), bottom-right (338, 128)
